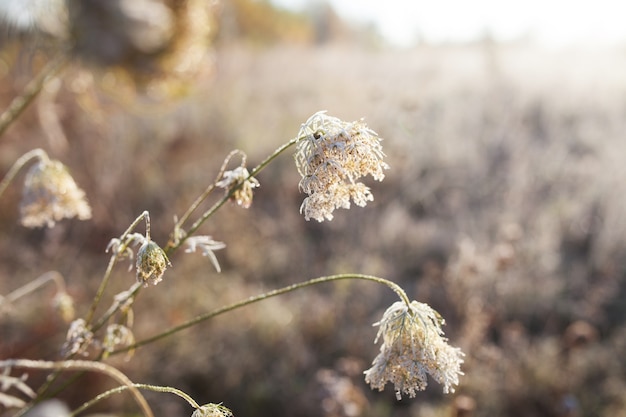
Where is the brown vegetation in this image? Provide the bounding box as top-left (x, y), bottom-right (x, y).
top-left (2, 1), bottom-right (626, 416)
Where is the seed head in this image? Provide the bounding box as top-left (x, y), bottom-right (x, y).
top-left (364, 301), bottom-right (464, 399)
top-left (102, 324), bottom-right (135, 355)
top-left (136, 240), bottom-right (171, 287)
top-left (62, 318), bottom-right (94, 357)
top-left (19, 159), bottom-right (92, 228)
top-left (294, 111), bottom-right (389, 221)
top-left (216, 166), bottom-right (260, 209)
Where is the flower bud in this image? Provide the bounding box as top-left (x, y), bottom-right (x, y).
top-left (136, 240), bottom-right (171, 286)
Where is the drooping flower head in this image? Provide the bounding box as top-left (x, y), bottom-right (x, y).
top-left (364, 300), bottom-right (464, 399)
top-left (136, 240), bottom-right (171, 287)
top-left (61, 318), bottom-right (94, 357)
top-left (19, 158), bottom-right (92, 228)
top-left (216, 166), bottom-right (260, 209)
top-left (294, 111), bottom-right (389, 221)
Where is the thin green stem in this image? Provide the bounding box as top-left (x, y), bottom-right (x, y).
top-left (112, 274), bottom-right (409, 354)
top-left (0, 148), bottom-right (48, 200)
top-left (85, 211), bottom-right (149, 326)
top-left (174, 137), bottom-right (301, 251)
top-left (91, 282), bottom-right (142, 332)
top-left (0, 270), bottom-right (65, 305)
top-left (0, 54), bottom-right (68, 139)
top-left (0, 359), bottom-right (154, 417)
top-left (173, 149), bottom-right (245, 236)
top-left (70, 383), bottom-right (200, 416)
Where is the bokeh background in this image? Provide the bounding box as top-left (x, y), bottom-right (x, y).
top-left (2, 1), bottom-right (626, 416)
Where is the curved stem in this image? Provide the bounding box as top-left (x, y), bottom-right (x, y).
top-left (71, 383), bottom-right (200, 416)
top-left (0, 359), bottom-right (154, 417)
top-left (112, 274), bottom-right (409, 354)
top-left (175, 136), bottom-right (301, 251)
top-left (0, 148), bottom-right (48, 200)
top-left (0, 270), bottom-right (66, 305)
top-left (85, 211), bottom-right (149, 326)
top-left (0, 54), bottom-right (68, 139)
top-left (173, 149), bottom-right (245, 236)
top-left (91, 282), bottom-right (142, 332)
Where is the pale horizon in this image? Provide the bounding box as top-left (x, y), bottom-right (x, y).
top-left (271, 0), bottom-right (626, 47)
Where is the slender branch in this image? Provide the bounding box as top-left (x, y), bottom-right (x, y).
top-left (71, 383), bottom-right (200, 416)
top-left (0, 359), bottom-right (154, 417)
top-left (91, 282), bottom-right (142, 332)
top-left (112, 274), bottom-right (409, 354)
top-left (0, 270), bottom-right (66, 306)
top-left (0, 148), bottom-right (48, 200)
top-left (0, 54), bottom-right (68, 138)
top-left (175, 136), bottom-right (301, 251)
top-left (174, 149), bottom-right (245, 234)
top-left (85, 211), bottom-right (149, 326)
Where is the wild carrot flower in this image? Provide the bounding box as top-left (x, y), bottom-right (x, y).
top-left (136, 240), bottom-right (171, 286)
top-left (364, 301), bottom-right (464, 399)
top-left (19, 158), bottom-right (91, 228)
top-left (216, 166), bottom-right (260, 209)
top-left (294, 111), bottom-right (389, 221)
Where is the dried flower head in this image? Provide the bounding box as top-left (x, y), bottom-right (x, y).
top-left (184, 236), bottom-right (226, 273)
top-left (216, 166), bottom-right (260, 209)
top-left (136, 240), bottom-right (171, 286)
top-left (294, 111), bottom-right (389, 221)
top-left (192, 403), bottom-right (233, 417)
top-left (364, 301), bottom-right (464, 399)
top-left (62, 318), bottom-right (94, 357)
top-left (102, 324), bottom-right (135, 355)
top-left (19, 158), bottom-right (92, 228)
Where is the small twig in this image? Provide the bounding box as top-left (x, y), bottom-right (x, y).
top-left (0, 270), bottom-right (66, 307)
top-left (0, 359), bottom-right (154, 417)
top-left (70, 383), bottom-right (200, 416)
top-left (0, 54), bottom-right (68, 138)
top-left (0, 148), bottom-right (48, 200)
top-left (112, 274), bottom-right (409, 354)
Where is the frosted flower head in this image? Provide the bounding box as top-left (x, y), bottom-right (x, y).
top-left (136, 240), bottom-right (171, 287)
top-left (20, 159), bottom-right (92, 228)
top-left (102, 324), bottom-right (135, 355)
top-left (62, 318), bottom-right (94, 357)
top-left (192, 403), bottom-right (233, 417)
top-left (216, 166), bottom-right (260, 209)
top-left (294, 111), bottom-right (389, 221)
top-left (364, 301), bottom-right (464, 399)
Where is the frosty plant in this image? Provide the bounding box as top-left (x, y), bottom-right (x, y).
top-left (0, 148), bottom-right (92, 228)
top-left (1, 110), bottom-right (464, 416)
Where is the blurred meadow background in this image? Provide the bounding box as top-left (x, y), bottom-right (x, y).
top-left (2, 0), bottom-right (626, 416)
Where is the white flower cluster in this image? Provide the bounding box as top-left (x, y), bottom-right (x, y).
top-left (294, 111), bottom-right (389, 222)
top-left (364, 301), bottom-right (464, 399)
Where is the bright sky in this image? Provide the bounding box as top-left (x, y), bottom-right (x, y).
top-left (271, 0), bottom-right (626, 47)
